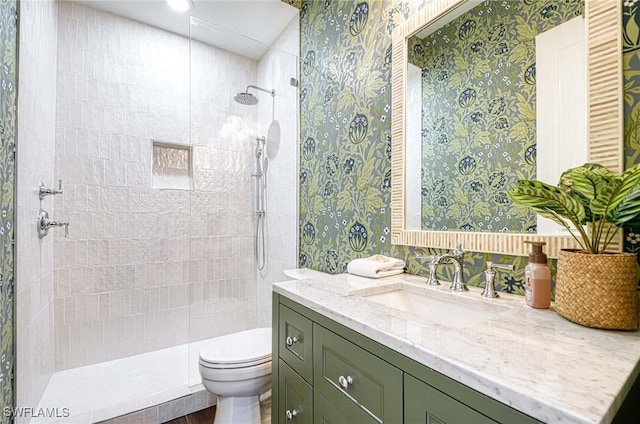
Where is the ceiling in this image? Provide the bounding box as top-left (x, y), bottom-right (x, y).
top-left (77, 0), bottom-right (299, 60)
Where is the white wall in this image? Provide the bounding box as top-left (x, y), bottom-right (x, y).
top-left (53, 3), bottom-right (258, 370)
top-left (16, 0), bottom-right (58, 413)
top-left (256, 17), bottom-right (299, 327)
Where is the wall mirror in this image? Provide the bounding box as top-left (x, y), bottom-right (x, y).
top-left (391, 0), bottom-right (623, 258)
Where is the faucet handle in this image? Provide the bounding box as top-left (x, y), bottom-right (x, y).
top-left (481, 262), bottom-right (514, 298)
top-left (486, 261), bottom-right (514, 272)
top-left (39, 179), bottom-right (63, 200)
top-left (452, 243), bottom-right (464, 257)
top-left (426, 260), bottom-right (441, 286)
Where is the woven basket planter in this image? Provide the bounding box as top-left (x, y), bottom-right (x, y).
top-left (555, 249), bottom-right (639, 330)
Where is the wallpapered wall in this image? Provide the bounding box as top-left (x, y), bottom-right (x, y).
top-left (299, 0), bottom-right (640, 294)
top-left (408, 1), bottom-right (581, 232)
top-left (0, 0), bottom-right (16, 416)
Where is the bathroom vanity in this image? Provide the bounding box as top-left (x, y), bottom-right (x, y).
top-left (271, 273), bottom-right (640, 424)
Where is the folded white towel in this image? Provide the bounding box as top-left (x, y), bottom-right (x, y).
top-left (347, 255), bottom-right (406, 279)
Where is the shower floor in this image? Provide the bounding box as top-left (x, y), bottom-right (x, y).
top-left (34, 338), bottom-right (216, 424)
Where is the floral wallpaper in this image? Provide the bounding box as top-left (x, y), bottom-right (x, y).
top-left (299, 0), bottom-right (394, 274)
top-left (623, 0), bottom-right (640, 283)
top-left (0, 0), bottom-right (16, 417)
top-left (408, 1), bottom-right (582, 232)
top-left (299, 0), bottom-right (640, 294)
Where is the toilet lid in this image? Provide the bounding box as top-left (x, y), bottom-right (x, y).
top-left (200, 327), bottom-right (271, 366)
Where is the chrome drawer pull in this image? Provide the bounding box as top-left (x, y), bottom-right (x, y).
top-left (285, 336), bottom-right (298, 346)
top-left (285, 409), bottom-right (298, 421)
top-left (338, 375), bottom-right (353, 390)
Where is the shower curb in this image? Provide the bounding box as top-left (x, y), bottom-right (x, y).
top-left (95, 388), bottom-right (216, 424)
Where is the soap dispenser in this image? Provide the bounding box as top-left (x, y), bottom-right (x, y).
top-left (523, 241), bottom-right (551, 309)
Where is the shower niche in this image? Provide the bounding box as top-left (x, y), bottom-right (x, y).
top-left (151, 141), bottom-right (193, 190)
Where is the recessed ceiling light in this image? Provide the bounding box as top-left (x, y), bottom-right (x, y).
top-left (165, 0), bottom-right (194, 12)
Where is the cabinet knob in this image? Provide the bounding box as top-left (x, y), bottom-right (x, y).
top-left (285, 409), bottom-right (298, 421)
top-left (285, 336), bottom-right (298, 346)
top-left (338, 375), bottom-right (353, 390)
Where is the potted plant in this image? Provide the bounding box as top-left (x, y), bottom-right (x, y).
top-left (508, 163), bottom-right (640, 330)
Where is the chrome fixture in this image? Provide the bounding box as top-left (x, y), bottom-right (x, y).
top-left (253, 136), bottom-right (266, 271)
top-left (37, 209), bottom-right (69, 239)
top-left (39, 180), bottom-right (63, 200)
top-left (285, 336), bottom-right (298, 346)
top-left (416, 255), bottom-right (441, 286)
top-left (285, 409), bottom-right (297, 421)
top-left (234, 85), bottom-right (276, 106)
top-left (338, 375), bottom-right (354, 390)
top-left (481, 261), bottom-right (514, 298)
top-left (431, 243), bottom-right (467, 292)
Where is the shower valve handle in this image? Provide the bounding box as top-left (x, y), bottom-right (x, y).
top-left (39, 179), bottom-right (63, 200)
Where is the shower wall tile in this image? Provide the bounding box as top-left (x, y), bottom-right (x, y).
top-left (16, 0), bottom-right (58, 414)
top-left (54, 3), bottom-right (258, 370)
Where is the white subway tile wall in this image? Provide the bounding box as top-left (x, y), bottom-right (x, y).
top-left (53, 2), bottom-right (257, 370)
top-left (16, 0), bottom-right (58, 415)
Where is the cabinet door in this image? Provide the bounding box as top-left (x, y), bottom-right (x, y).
top-left (405, 374), bottom-right (497, 424)
top-left (314, 324), bottom-right (402, 423)
top-left (313, 389), bottom-right (377, 424)
top-left (279, 305), bottom-right (314, 383)
top-left (278, 359), bottom-right (313, 424)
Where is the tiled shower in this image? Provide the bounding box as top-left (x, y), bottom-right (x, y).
top-left (16, 0), bottom-right (299, 421)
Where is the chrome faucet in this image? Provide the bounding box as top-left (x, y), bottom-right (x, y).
top-left (39, 180), bottom-right (63, 200)
top-left (37, 209), bottom-right (69, 239)
top-left (432, 244), bottom-right (467, 292)
top-left (481, 261), bottom-right (514, 298)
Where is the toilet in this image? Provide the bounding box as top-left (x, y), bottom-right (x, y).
top-left (199, 327), bottom-right (272, 424)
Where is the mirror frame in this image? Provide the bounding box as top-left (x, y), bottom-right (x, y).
top-left (391, 0), bottom-right (623, 258)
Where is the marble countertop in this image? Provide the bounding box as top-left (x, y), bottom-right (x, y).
top-left (273, 272), bottom-right (640, 424)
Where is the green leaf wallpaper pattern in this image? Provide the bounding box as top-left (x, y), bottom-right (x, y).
top-left (299, 0), bottom-right (395, 274)
top-left (300, 0), bottom-right (640, 294)
top-left (623, 0), bottom-right (640, 289)
top-left (408, 1), bottom-right (582, 232)
top-left (0, 0), bottom-right (16, 416)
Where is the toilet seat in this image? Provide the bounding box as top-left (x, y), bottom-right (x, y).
top-left (200, 327), bottom-right (271, 369)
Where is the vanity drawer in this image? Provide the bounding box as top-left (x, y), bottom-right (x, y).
top-left (313, 324), bottom-right (402, 423)
top-left (278, 359), bottom-right (313, 424)
top-left (314, 389), bottom-right (377, 424)
top-left (279, 305), bottom-right (313, 383)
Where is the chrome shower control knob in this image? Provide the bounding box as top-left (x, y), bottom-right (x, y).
top-left (285, 409), bottom-right (297, 421)
top-left (338, 375), bottom-right (353, 390)
top-left (285, 336), bottom-right (298, 346)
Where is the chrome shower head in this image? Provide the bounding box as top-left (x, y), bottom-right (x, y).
top-left (234, 91), bottom-right (259, 105)
top-left (234, 85), bottom-right (275, 106)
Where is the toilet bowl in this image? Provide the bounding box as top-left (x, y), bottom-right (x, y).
top-left (199, 327), bottom-right (272, 424)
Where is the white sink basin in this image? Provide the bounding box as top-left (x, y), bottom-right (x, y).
top-left (351, 282), bottom-right (512, 329)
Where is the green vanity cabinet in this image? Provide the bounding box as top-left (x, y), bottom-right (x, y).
top-left (279, 305), bottom-right (314, 383)
top-left (313, 324), bottom-right (402, 423)
top-left (278, 359), bottom-right (313, 424)
top-left (404, 374), bottom-right (496, 424)
top-left (313, 389), bottom-right (377, 424)
top-left (272, 293), bottom-right (539, 424)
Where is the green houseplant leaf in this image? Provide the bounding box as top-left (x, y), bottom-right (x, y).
top-left (507, 180), bottom-right (588, 249)
top-left (508, 162), bottom-right (640, 253)
top-left (559, 163), bottom-right (615, 223)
